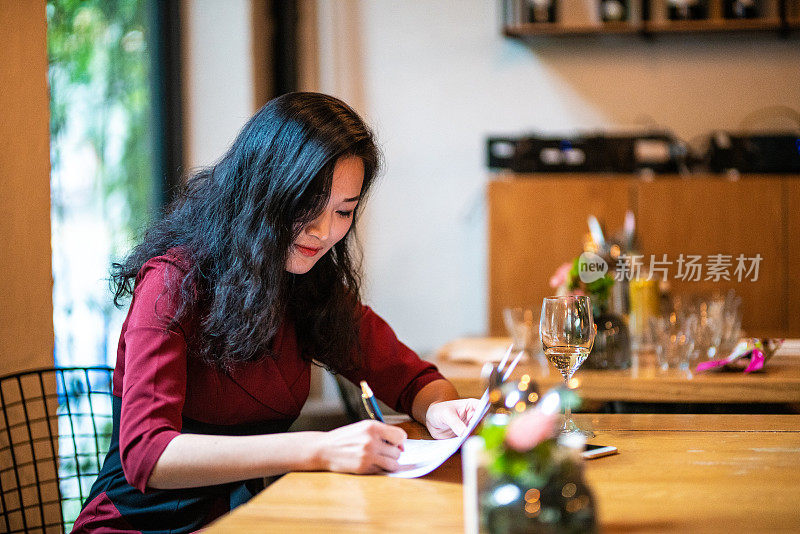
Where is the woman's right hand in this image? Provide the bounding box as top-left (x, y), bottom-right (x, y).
top-left (315, 420), bottom-right (407, 474)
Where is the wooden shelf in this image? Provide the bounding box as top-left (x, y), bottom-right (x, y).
top-left (501, 0), bottom-right (799, 38)
top-left (504, 21), bottom-right (641, 37)
top-left (646, 17), bottom-right (784, 33)
top-left (504, 18), bottom-right (796, 37)
top-left (491, 171), bottom-right (800, 181)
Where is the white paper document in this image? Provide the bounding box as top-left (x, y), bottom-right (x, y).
top-left (388, 391), bottom-right (490, 479)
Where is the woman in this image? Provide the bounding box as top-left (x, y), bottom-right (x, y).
top-left (72, 92), bottom-right (479, 533)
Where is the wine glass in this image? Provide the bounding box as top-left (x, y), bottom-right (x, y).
top-left (540, 296), bottom-right (596, 436)
top-left (502, 307), bottom-right (550, 376)
top-left (503, 307), bottom-right (537, 353)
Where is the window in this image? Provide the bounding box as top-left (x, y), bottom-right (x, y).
top-left (47, 0), bottom-right (181, 525)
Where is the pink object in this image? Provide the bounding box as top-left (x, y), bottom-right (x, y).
top-left (743, 349), bottom-right (765, 373)
top-left (504, 411), bottom-right (558, 452)
top-left (695, 359), bottom-right (729, 372)
top-left (694, 339), bottom-right (782, 374)
top-left (549, 262), bottom-right (573, 289)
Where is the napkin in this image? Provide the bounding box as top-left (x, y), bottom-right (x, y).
top-left (437, 337), bottom-right (515, 364)
top-left (695, 338), bottom-right (784, 373)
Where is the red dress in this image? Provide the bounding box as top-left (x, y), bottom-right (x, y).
top-left (71, 251), bottom-right (444, 533)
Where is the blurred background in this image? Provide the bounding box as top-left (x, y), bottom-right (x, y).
top-left (2, 2), bottom-right (800, 528)
top-left (2, 0), bottom-right (800, 401)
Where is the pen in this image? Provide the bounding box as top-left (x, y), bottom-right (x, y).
top-left (360, 380), bottom-right (385, 423)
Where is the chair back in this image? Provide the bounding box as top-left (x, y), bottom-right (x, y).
top-left (0, 367), bottom-right (114, 533)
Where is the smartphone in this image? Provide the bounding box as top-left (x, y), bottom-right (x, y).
top-left (582, 443), bottom-right (618, 459)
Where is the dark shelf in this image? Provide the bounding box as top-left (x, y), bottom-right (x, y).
top-left (504, 18), bottom-right (798, 38)
top-left (504, 21), bottom-right (641, 37)
top-left (646, 17), bottom-right (784, 33)
top-left (501, 0), bottom-right (800, 38)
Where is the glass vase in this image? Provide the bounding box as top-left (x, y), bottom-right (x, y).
top-left (479, 462), bottom-right (597, 534)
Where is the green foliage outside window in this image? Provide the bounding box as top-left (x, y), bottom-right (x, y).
top-left (47, 0), bottom-right (156, 527)
top-left (48, 0), bottom-right (154, 254)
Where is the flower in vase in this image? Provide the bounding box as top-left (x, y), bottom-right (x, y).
top-left (480, 409), bottom-right (562, 489)
top-left (505, 410), bottom-right (558, 453)
top-left (478, 389), bottom-right (598, 532)
top-left (549, 261), bottom-right (573, 290)
top-left (551, 256), bottom-right (614, 313)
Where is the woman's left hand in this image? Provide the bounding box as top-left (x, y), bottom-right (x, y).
top-left (424, 398), bottom-right (483, 439)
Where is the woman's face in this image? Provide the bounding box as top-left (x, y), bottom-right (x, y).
top-left (285, 156), bottom-right (364, 274)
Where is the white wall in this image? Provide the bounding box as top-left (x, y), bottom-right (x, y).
top-left (182, 0), bottom-right (256, 169)
top-left (316, 1), bottom-right (800, 356)
top-left (183, 0), bottom-right (800, 358)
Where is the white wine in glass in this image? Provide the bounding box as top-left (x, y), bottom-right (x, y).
top-left (544, 346), bottom-right (591, 381)
top-left (540, 295), bottom-right (596, 436)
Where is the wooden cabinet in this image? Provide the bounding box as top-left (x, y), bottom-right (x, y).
top-left (487, 173), bottom-right (799, 337)
top-left (488, 176), bottom-right (630, 335)
top-left (786, 180), bottom-right (800, 336)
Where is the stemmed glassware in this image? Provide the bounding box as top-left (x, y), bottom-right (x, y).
top-left (669, 291), bottom-right (742, 366)
top-left (649, 313), bottom-right (696, 373)
top-left (503, 307), bottom-right (537, 355)
top-left (540, 296), bottom-right (596, 436)
top-left (502, 307), bottom-right (550, 376)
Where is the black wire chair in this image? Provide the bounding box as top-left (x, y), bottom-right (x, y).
top-left (0, 367), bottom-right (114, 534)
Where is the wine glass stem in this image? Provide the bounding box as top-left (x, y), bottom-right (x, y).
top-left (564, 378), bottom-right (572, 424)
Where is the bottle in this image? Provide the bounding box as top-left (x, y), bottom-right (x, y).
top-left (527, 0), bottom-right (557, 23)
top-left (601, 0), bottom-right (628, 21)
top-left (724, 0), bottom-right (758, 18)
top-left (629, 277), bottom-right (660, 351)
top-left (667, 0), bottom-right (708, 20)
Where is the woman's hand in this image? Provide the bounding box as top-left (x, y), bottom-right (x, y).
top-left (315, 420), bottom-right (407, 474)
top-left (425, 398), bottom-right (483, 439)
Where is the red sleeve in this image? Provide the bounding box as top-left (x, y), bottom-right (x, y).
top-left (118, 257), bottom-right (189, 493)
top-left (339, 305), bottom-right (445, 416)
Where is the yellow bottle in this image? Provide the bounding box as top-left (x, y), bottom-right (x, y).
top-left (628, 277), bottom-right (659, 349)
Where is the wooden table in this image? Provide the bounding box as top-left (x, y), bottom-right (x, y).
top-left (435, 338), bottom-right (800, 405)
top-left (205, 415), bottom-right (800, 533)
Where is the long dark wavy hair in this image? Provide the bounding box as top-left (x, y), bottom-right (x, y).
top-left (111, 92), bottom-right (380, 373)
